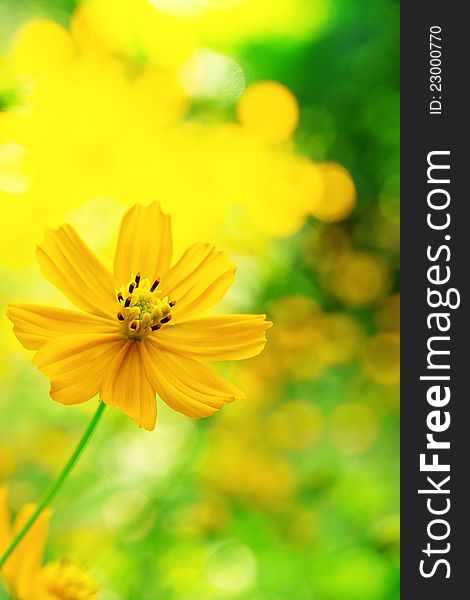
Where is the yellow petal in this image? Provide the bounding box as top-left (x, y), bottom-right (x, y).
top-left (142, 340), bottom-right (244, 418)
top-left (0, 485), bottom-right (11, 555)
top-left (155, 314), bottom-right (272, 360)
top-left (3, 504), bottom-right (51, 600)
top-left (36, 224), bottom-right (116, 317)
top-left (33, 333), bottom-right (124, 405)
top-left (100, 342), bottom-right (157, 430)
top-left (7, 303), bottom-right (118, 351)
top-left (113, 203), bottom-right (172, 284)
top-left (160, 243), bottom-right (236, 321)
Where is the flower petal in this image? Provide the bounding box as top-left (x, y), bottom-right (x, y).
top-left (3, 502), bottom-right (51, 600)
top-left (36, 224), bottom-right (116, 317)
top-left (0, 485), bottom-right (11, 555)
top-left (114, 203), bottom-right (172, 284)
top-left (155, 314), bottom-right (272, 360)
top-left (7, 303), bottom-right (118, 351)
top-left (33, 333), bottom-right (124, 405)
top-left (100, 341), bottom-right (157, 430)
top-left (160, 243), bottom-right (236, 322)
top-left (142, 340), bottom-right (244, 418)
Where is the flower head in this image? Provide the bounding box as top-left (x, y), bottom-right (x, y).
top-left (0, 486), bottom-right (97, 600)
top-left (7, 203), bottom-right (271, 430)
top-left (35, 560), bottom-right (98, 600)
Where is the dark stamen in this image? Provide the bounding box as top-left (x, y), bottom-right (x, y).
top-left (117, 312), bottom-right (124, 321)
top-left (151, 324), bottom-right (161, 331)
top-left (130, 322), bottom-right (137, 330)
top-left (135, 272), bottom-right (141, 287)
top-left (124, 297), bottom-right (131, 308)
top-left (160, 315), bottom-right (172, 324)
top-left (169, 300), bottom-right (176, 307)
top-left (117, 292), bottom-right (124, 302)
top-left (129, 283), bottom-right (135, 294)
top-left (150, 279), bottom-right (160, 292)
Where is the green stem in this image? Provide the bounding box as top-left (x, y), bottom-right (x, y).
top-left (0, 401), bottom-right (106, 570)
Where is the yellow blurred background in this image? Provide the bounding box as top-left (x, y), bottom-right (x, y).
top-left (1, 1), bottom-right (399, 598)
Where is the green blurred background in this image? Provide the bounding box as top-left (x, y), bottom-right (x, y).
top-left (0, 0), bottom-right (399, 598)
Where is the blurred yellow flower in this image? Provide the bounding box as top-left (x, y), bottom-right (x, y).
top-left (0, 486), bottom-right (97, 600)
top-left (10, 19), bottom-right (76, 77)
top-left (328, 251), bottom-right (392, 307)
top-left (311, 162), bottom-right (356, 223)
top-left (237, 81), bottom-right (299, 144)
top-left (70, 0), bottom-right (329, 53)
top-left (7, 203), bottom-right (271, 430)
top-left (0, 486), bottom-right (49, 599)
top-left (0, 12), bottom-right (330, 268)
top-left (35, 561), bottom-right (99, 600)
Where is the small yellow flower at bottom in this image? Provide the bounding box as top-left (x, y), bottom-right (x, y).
top-left (35, 561), bottom-right (98, 600)
top-left (0, 486), bottom-right (98, 600)
top-left (7, 202), bottom-right (272, 430)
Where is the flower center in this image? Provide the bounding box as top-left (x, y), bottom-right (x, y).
top-left (36, 560), bottom-right (98, 600)
top-left (116, 273), bottom-right (175, 339)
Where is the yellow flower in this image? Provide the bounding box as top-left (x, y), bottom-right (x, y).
top-left (35, 561), bottom-right (98, 600)
top-left (0, 486), bottom-right (97, 600)
top-left (7, 203), bottom-right (271, 430)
